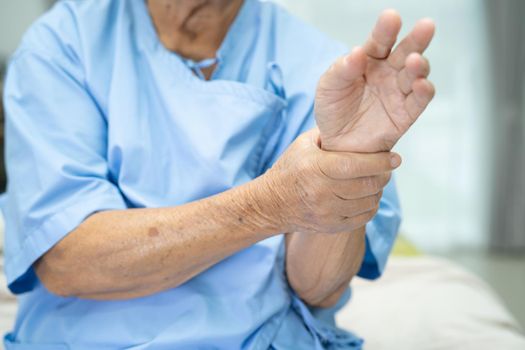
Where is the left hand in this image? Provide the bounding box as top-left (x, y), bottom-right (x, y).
top-left (314, 9), bottom-right (436, 153)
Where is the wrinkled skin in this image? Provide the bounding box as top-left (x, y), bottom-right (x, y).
top-left (266, 129), bottom-right (399, 235)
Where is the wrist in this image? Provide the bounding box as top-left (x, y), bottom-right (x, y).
top-left (234, 174), bottom-right (287, 236)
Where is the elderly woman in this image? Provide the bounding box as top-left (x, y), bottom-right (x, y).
top-left (2, 0), bottom-right (434, 349)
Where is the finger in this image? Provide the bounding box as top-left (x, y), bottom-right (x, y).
top-left (341, 209), bottom-right (378, 231)
top-left (388, 18), bottom-right (435, 70)
top-left (336, 192), bottom-right (382, 218)
top-left (321, 47), bottom-right (367, 90)
top-left (397, 53), bottom-right (430, 94)
top-left (332, 173), bottom-right (391, 200)
top-left (318, 151), bottom-right (401, 180)
top-left (405, 79), bottom-right (435, 121)
top-left (363, 9), bottom-right (402, 59)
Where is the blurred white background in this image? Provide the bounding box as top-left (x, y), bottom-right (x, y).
top-left (0, 0), bottom-right (50, 57)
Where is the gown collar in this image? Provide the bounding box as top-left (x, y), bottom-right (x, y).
top-left (131, 0), bottom-right (260, 81)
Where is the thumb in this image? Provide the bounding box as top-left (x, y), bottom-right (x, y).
top-left (318, 151), bottom-right (402, 180)
top-left (319, 47), bottom-right (367, 91)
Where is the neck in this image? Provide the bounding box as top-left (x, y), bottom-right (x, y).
top-left (147, 0), bottom-right (243, 61)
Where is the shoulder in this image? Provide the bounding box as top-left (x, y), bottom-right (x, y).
top-left (7, 0), bottom-right (135, 109)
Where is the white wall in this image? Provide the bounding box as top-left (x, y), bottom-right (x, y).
top-left (274, 0), bottom-right (491, 251)
top-left (0, 0), bottom-right (50, 58)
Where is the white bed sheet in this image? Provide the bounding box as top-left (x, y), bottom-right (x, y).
top-left (338, 256), bottom-right (525, 350)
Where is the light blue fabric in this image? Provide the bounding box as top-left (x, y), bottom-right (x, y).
top-left (2, 0), bottom-right (401, 349)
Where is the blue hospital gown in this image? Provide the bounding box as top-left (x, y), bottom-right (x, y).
top-left (2, 0), bottom-right (401, 349)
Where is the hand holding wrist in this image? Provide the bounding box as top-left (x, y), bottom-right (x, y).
top-left (260, 129), bottom-right (399, 235)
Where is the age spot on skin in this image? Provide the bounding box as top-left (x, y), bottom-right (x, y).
top-left (148, 227), bottom-right (160, 237)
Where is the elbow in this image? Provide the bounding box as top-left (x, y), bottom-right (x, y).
top-left (289, 274), bottom-right (349, 308)
top-left (34, 244), bottom-right (82, 298)
top-left (294, 282), bottom-right (348, 308)
top-left (39, 274), bottom-right (75, 298)
top-left (312, 295), bottom-right (341, 309)
top-left (33, 237), bottom-right (160, 301)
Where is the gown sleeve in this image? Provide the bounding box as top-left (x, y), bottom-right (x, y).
top-left (2, 47), bottom-right (127, 294)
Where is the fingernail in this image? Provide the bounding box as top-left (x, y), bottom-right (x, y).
top-left (390, 154), bottom-right (401, 168)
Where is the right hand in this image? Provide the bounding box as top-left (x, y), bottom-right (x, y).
top-left (314, 10), bottom-right (435, 154)
top-left (263, 129), bottom-right (400, 234)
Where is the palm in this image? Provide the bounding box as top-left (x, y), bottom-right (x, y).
top-left (315, 11), bottom-right (435, 153)
top-left (317, 59), bottom-right (412, 153)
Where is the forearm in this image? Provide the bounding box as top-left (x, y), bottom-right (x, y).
top-left (35, 176), bottom-right (280, 300)
top-left (35, 130), bottom-right (395, 301)
top-left (285, 227), bottom-right (366, 308)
